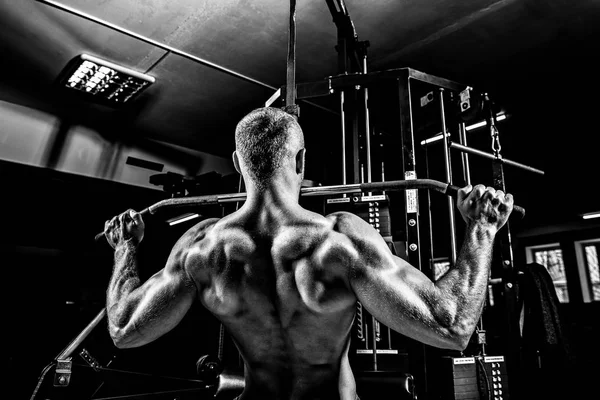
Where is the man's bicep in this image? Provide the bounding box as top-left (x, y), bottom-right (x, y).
top-left (334, 212), bottom-right (460, 349)
top-left (114, 225), bottom-right (205, 348)
top-left (119, 259), bottom-right (196, 347)
top-left (351, 251), bottom-right (464, 349)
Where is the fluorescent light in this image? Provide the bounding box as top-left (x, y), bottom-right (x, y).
top-left (61, 54), bottom-right (154, 104)
top-left (465, 113), bottom-right (507, 131)
top-left (421, 134), bottom-right (444, 146)
top-left (167, 213), bottom-right (201, 226)
top-left (465, 120), bottom-right (487, 131)
top-left (582, 212), bottom-right (600, 220)
top-left (421, 113), bottom-right (509, 146)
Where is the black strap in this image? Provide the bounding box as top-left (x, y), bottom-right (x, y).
top-left (284, 0), bottom-right (299, 118)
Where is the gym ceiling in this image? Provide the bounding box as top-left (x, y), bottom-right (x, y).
top-left (1, 0), bottom-right (599, 225)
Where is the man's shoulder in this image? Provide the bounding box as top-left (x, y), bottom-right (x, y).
top-left (172, 217), bottom-right (221, 254)
top-left (325, 211), bottom-right (374, 238)
top-left (186, 217), bottom-right (221, 238)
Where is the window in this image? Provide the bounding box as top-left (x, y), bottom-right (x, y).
top-left (526, 243), bottom-right (569, 303)
top-left (575, 239), bottom-right (600, 302)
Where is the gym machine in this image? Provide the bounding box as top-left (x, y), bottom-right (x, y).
top-left (30, 1), bottom-right (536, 399)
top-left (266, 6), bottom-right (544, 396)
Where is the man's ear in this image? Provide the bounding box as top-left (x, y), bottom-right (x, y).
top-left (232, 151), bottom-right (241, 174)
top-left (296, 148), bottom-right (306, 175)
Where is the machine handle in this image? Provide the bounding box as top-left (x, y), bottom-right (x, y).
top-left (446, 184), bottom-right (525, 219)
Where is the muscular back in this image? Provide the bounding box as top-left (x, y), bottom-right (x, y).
top-left (107, 185), bottom-right (507, 399)
top-left (184, 207), bottom-right (360, 400)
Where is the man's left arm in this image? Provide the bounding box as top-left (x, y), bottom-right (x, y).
top-left (104, 209), bottom-right (198, 349)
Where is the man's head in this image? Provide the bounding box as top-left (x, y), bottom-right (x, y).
top-left (234, 107), bottom-right (305, 190)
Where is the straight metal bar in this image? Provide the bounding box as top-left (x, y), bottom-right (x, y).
top-left (36, 0), bottom-right (277, 90)
top-left (450, 142), bottom-right (545, 175)
top-left (56, 309), bottom-right (106, 360)
top-left (397, 71), bottom-right (429, 400)
top-left (363, 59), bottom-right (372, 184)
top-left (491, 160), bottom-right (521, 399)
top-left (350, 89), bottom-right (361, 184)
top-left (457, 122), bottom-right (480, 353)
top-left (330, 69), bottom-right (466, 92)
top-left (371, 317), bottom-right (378, 371)
top-left (397, 73), bottom-right (422, 269)
top-left (408, 69), bottom-right (467, 92)
top-left (293, 68), bottom-right (469, 101)
top-left (439, 89), bottom-right (457, 264)
top-left (340, 92), bottom-right (347, 185)
top-left (458, 123), bottom-right (472, 185)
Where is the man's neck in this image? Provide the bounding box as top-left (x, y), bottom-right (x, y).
top-left (243, 175), bottom-right (302, 211)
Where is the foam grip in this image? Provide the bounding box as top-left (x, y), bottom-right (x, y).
top-left (446, 184), bottom-right (525, 219)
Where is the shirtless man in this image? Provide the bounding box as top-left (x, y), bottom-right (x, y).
top-left (104, 107), bottom-right (513, 400)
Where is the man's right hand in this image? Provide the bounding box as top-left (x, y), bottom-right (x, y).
top-left (104, 209), bottom-right (145, 249)
top-left (457, 184), bottom-right (514, 231)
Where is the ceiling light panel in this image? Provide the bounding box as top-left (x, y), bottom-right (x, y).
top-left (62, 54), bottom-right (155, 104)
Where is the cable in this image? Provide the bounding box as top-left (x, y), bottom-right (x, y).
top-left (476, 356), bottom-right (492, 400)
top-left (29, 362), bottom-right (55, 400)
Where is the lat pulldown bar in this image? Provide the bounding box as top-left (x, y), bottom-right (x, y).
top-left (95, 179), bottom-right (525, 241)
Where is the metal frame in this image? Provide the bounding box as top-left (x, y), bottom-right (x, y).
top-left (288, 66), bottom-right (469, 270)
top-left (34, 2), bottom-right (532, 397)
top-left (426, 90), bottom-right (542, 399)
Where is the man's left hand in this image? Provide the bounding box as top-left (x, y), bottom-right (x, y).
top-left (104, 209), bottom-right (145, 249)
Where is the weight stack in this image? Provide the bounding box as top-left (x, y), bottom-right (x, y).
top-left (325, 194), bottom-right (410, 375)
top-left (432, 356), bottom-right (509, 400)
top-left (324, 193), bottom-right (392, 239)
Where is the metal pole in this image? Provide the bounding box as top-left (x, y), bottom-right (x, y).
top-left (449, 143), bottom-right (545, 175)
top-left (341, 92), bottom-right (347, 186)
top-left (56, 309), bottom-right (106, 360)
top-left (371, 318), bottom-right (378, 371)
top-left (457, 122), bottom-right (484, 355)
top-left (398, 70), bottom-right (428, 400)
top-left (458, 122), bottom-right (471, 185)
top-left (439, 89), bottom-right (457, 265)
top-left (363, 57), bottom-right (372, 185)
top-left (36, 1), bottom-right (277, 91)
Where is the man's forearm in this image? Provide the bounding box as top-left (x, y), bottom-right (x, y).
top-left (106, 241), bottom-right (141, 328)
top-left (435, 223), bottom-right (496, 336)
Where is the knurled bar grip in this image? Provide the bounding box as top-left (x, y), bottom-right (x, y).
top-left (95, 179), bottom-right (525, 241)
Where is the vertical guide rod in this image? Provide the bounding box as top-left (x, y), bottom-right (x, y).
top-left (439, 89), bottom-right (458, 264)
top-left (363, 57), bottom-right (372, 185)
top-left (458, 122), bottom-right (471, 185)
top-left (458, 120), bottom-right (487, 354)
top-left (341, 92), bottom-right (347, 186)
top-left (371, 319), bottom-right (378, 371)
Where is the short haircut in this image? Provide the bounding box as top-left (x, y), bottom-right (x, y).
top-left (235, 107), bottom-right (304, 188)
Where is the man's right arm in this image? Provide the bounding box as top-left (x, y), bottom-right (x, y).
top-left (334, 184), bottom-right (513, 350)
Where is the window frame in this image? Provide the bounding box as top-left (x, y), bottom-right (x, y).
top-left (525, 242), bottom-right (569, 303)
top-left (574, 239), bottom-right (600, 303)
